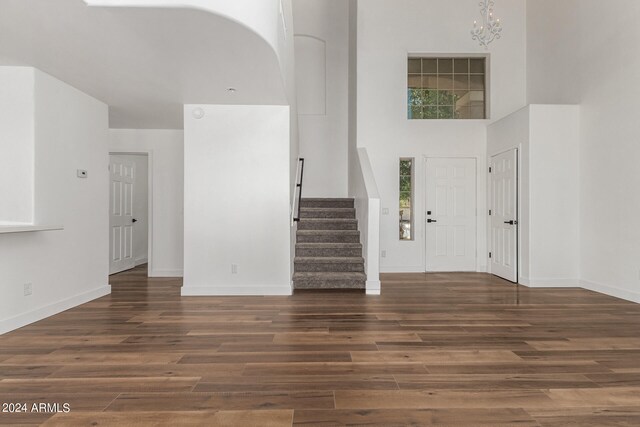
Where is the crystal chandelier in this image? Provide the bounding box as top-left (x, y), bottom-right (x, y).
top-left (471, 0), bottom-right (502, 49)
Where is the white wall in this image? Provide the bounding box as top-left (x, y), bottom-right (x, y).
top-left (108, 129), bottom-right (184, 277)
top-left (488, 105), bottom-right (579, 286)
top-left (84, 0), bottom-right (283, 63)
top-left (293, 0), bottom-right (349, 197)
top-left (529, 105), bottom-right (580, 284)
top-left (356, 0), bottom-right (527, 273)
top-left (347, 0), bottom-right (358, 198)
top-left (183, 104), bottom-right (292, 295)
top-left (0, 67), bottom-right (34, 224)
top-left (527, 0), bottom-right (640, 303)
top-left (0, 68), bottom-right (109, 334)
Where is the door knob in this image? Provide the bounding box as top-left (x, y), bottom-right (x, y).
top-left (132, 218), bottom-right (138, 223)
top-left (427, 219), bottom-right (437, 223)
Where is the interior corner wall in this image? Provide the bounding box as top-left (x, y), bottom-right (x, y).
top-left (276, 0), bottom-right (300, 280)
top-left (356, 0), bottom-right (527, 273)
top-left (0, 67), bottom-right (35, 224)
top-left (182, 104), bottom-right (292, 296)
top-left (487, 106), bottom-right (531, 280)
top-left (528, 105), bottom-right (580, 285)
top-left (347, 0), bottom-right (358, 197)
top-left (0, 68), bottom-right (109, 334)
top-left (293, 0), bottom-right (349, 198)
top-left (527, 0), bottom-right (640, 303)
top-left (108, 129), bottom-right (184, 277)
top-left (488, 105), bottom-right (580, 287)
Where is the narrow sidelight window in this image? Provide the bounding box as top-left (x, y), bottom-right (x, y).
top-left (399, 158), bottom-right (414, 241)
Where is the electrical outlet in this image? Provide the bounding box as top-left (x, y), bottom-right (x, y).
top-left (231, 264), bottom-right (238, 274)
top-left (382, 208), bottom-right (389, 215)
top-left (381, 250), bottom-right (386, 258)
top-left (24, 283), bottom-right (32, 296)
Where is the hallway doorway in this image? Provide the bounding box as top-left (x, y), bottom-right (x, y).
top-left (489, 148), bottom-right (519, 282)
top-left (109, 153), bottom-right (150, 275)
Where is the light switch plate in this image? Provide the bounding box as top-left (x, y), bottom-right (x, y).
top-left (77, 169), bottom-right (88, 178)
top-left (382, 208), bottom-right (389, 215)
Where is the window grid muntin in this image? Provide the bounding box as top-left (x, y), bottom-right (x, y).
top-left (408, 57), bottom-right (486, 120)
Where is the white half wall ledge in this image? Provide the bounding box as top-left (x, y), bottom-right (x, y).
top-left (352, 147), bottom-right (380, 296)
top-left (181, 285), bottom-right (292, 296)
top-left (0, 225), bottom-right (64, 234)
top-left (0, 285), bottom-right (110, 335)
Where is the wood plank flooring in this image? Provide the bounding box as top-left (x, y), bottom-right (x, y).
top-left (1, 265), bottom-right (640, 425)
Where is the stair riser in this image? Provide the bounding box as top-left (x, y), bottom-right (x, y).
top-left (295, 248), bottom-right (362, 257)
top-left (293, 280), bottom-right (366, 290)
top-left (297, 234), bottom-right (360, 244)
top-left (295, 263), bottom-right (365, 273)
top-left (298, 221), bottom-right (358, 231)
top-left (300, 200), bottom-right (354, 209)
top-left (300, 210), bottom-right (356, 219)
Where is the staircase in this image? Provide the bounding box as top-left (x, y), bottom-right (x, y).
top-left (293, 198), bottom-right (366, 290)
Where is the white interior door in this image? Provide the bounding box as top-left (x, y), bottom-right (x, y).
top-left (425, 158), bottom-right (477, 271)
top-left (109, 155), bottom-right (136, 275)
top-left (490, 149), bottom-right (518, 282)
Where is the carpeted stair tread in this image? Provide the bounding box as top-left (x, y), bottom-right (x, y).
top-left (301, 198), bottom-right (355, 202)
top-left (293, 272), bottom-right (366, 280)
top-left (293, 198), bottom-right (366, 289)
top-left (300, 207), bottom-right (356, 219)
top-left (300, 198), bottom-right (354, 208)
top-left (297, 218), bottom-right (358, 231)
top-left (295, 243), bottom-right (363, 257)
top-left (295, 257), bottom-right (364, 264)
top-left (297, 230), bottom-right (360, 235)
top-left (295, 243), bottom-right (363, 248)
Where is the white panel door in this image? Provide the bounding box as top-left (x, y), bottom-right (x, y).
top-left (425, 158), bottom-right (477, 271)
top-left (109, 155), bottom-right (136, 275)
top-left (490, 149), bottom-right (518, 282)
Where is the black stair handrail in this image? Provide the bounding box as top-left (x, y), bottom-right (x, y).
top-left (293, 158), bottom-right (305, 222)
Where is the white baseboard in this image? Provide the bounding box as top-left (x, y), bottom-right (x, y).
top-left (380, 266), bottom-right (425, 273)
top-left (135, 257), bottom-right (148, 266)
top-left (519, 277), bottom-right (580, 288)
top-left (580, 279), bottom-right (640, 304)
top-left (0, 285), bottom-right (111, 335)
top-left (181, 285), bottom-right (292, 296)
top-left (366, 280), bottom-right (381, 295)
top-left (149, 269), bottom-right (183, 278)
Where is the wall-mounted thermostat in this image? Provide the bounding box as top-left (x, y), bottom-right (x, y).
top-left (77, 169), bottom-right (88, 178)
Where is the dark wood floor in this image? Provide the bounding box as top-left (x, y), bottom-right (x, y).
top-left (1, 266), bottom-right (640, 426)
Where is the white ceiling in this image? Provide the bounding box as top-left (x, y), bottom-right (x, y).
top-left (0, 0), bottom-right (287, 129)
